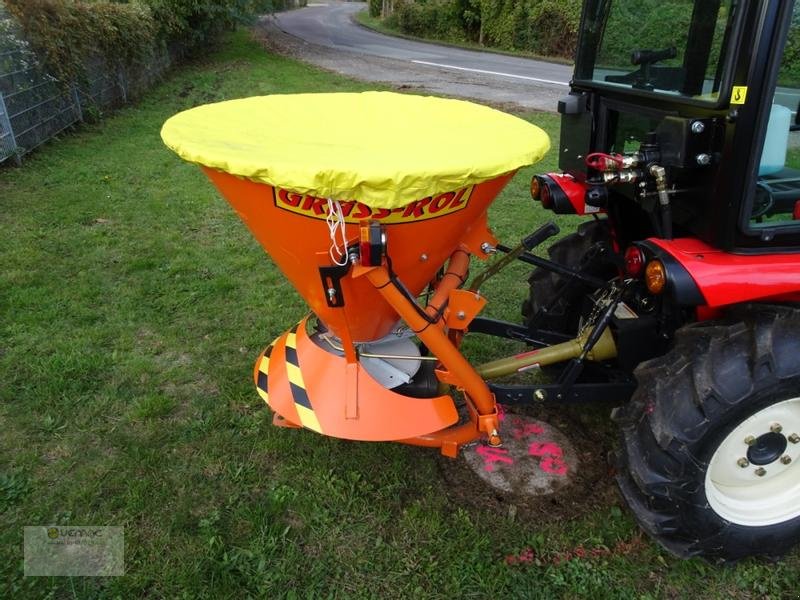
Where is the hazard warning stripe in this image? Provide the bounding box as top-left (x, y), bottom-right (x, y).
top-left (256, 345), bottom-right (273, 406)
top-left (284, 326), bottom-right (322, 432)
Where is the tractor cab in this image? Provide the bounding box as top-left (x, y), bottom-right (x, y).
top-left (546, 0), bottom-right (800, 252)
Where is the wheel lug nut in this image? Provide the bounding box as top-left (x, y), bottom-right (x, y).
top-left (771, 423), bottom-right (783, 433)
top-left (781, 455), bottom-right (792, 465)
top-left (789, 434), bottom-right (800, 444)
top-left (737, 457), bottom-right (749, 468)
top-left (755, 467), bottom-right (767, 477)
top-left (744, 435), bottom-right (756, 446)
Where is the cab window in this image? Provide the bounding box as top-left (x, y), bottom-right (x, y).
top-left (749, 5), bottom-right (800, 231)
top-left (576, 0), bottom-right (736, 103)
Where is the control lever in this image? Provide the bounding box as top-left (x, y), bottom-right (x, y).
top-left (522, 221), bottom-right (560, 251)
top-left (468, 221), bottom-right (560, 292)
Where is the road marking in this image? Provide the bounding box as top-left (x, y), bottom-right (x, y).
top-left (411, 60), bottom-right (570, 86)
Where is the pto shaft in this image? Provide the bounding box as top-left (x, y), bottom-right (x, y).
top-left (475, 327), bottom-right (617, 380)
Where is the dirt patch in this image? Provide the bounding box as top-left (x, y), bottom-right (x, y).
top-left (437, 402), bottom-right (623, 522)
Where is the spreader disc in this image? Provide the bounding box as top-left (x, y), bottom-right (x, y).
top-left (462, 408), bottom-right (578, 496)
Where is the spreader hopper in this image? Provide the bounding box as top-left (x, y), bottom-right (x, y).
top-left (162, 92), bottom-right (549, 455)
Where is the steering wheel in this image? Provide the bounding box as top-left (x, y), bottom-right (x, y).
top-left (751, 181), bottom-right (775, 219)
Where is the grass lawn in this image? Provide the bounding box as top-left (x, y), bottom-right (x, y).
top-left (1, 28), bottom-right (798, 598)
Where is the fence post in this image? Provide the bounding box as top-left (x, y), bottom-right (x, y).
top-left (0, 90), bottom-right (21, 166)
top-left (117, 67), bottom-right (127, 104)
top-left (71, 84), bottom-right (83, 122)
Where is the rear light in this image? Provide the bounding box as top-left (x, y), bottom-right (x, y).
top-left (624, 246), bottom-right (645, 278)
top-left (533, 174), bottom-right (589, 214)
top-left (359, 220), bottom-right (385, 267)
top-left (540, 181), bottom-right (552, 209)
top-left (794, 200), bottom-right (800, 220)
top-left (530, 176), bottom-right (541, 201)
top-left (645, 260), bottom-right (667, 294)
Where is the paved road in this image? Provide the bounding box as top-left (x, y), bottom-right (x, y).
top-left (270, 1), bottom-right (573, 111)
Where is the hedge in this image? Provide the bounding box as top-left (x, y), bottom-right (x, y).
top-left (3, 0), bottom-right (285, 87)
top-left (384, 0), bottom-right (582, 59)
top-left (380, 0), bottom-right (783, 72)
top-left (4, 0), bottom-right (156, 85)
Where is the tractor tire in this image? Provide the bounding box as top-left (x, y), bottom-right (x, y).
top-left (521, 219), bottom-right (612, 335)
top-left (614, 304), bottom-right (800, 562)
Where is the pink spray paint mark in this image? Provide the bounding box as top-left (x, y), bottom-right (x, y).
top-left (496, 403), bottom-right (507, 423)
top-left (528, 441), bottom-right (568, 476)
top-left (502, 414), bottom-right (545, 440)
top-left (512, 422), bottom-right (544, 440)
top-left (476, 445), bottom-right (514, 472)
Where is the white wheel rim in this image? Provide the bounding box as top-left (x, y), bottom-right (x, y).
top-left (705, 396), bottom-right (800, 526)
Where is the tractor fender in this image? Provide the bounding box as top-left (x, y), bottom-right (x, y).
top-left (642, 237), bottom-right (800, 308)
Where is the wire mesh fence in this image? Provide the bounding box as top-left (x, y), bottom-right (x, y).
top-left (0, 3), bottom-right (174, 165)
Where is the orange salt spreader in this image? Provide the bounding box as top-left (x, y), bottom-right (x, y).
top-left (161, 92), bottom-right (550, 457)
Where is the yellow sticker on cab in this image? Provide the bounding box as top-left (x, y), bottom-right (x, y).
top-left (731, 86), bottom-right (748, 105)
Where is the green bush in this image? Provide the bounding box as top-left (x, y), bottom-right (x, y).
top-left (4, 0), bottom-right (283, 87)
top-left (4, 0), bottom-right (157, 84)
top-left (138, 0), bottom-right (278, 50)
top-left (369, 0), bottom-right (381, 18)
top-left (389, 0), bottom-right (464, 41)
top-left (383, 0), bottom-right (582, 58)
top-left (481, 0), bottom-right (528, 50)
top-left (527, 0), bottom-right (581, 57)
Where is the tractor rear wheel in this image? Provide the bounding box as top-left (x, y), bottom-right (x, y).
top-left (614, 305), bottom-right (800, 562)
top-left (521, 219), bottom-right (613, 336)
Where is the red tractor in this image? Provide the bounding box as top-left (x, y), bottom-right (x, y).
top-left (521, 0), bottom-right (800, 562)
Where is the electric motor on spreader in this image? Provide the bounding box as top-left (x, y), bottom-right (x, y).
top-left (162, 0), bottom-right (800, 563)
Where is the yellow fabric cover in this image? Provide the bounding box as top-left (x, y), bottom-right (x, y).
top-left (161, 92), bottom-right (550, 209)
